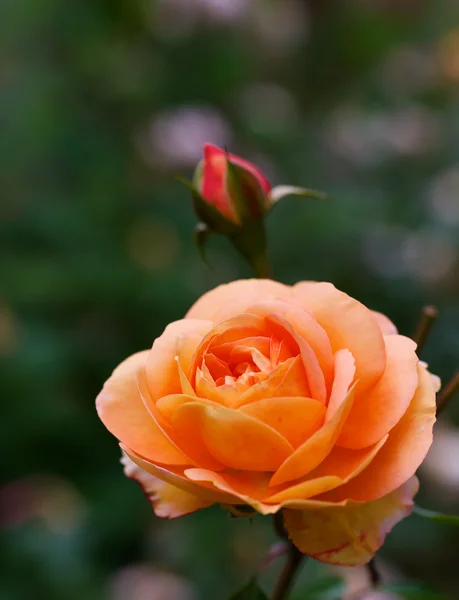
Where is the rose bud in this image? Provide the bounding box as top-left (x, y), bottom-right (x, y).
top-left (179, 143), bottom-right (327, 277)
top-left (194, 143), bottom-right (272, 226)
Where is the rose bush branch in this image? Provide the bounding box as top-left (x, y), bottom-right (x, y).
top-left (413, 305), bottom-right (438, 355)
top-left (437, 370), bottom-right (459, 414)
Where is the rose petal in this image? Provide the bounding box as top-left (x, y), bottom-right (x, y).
top-left (322, 365), bottom-right (435, 502)
top-left (122, 445), bottom-right (236, 505)
top-left (121, 453), bottom-right (213, 518)
top-left (372, 311), bottom-right (398, 335)
top-left (293, 282), bottom-right (386, 393)
top-left (186, 279), bottom-right (291, 323)
top-left (235, 357), bottom-right (308, 407)
top-left (145, 319), bottom-right (214, 403)
top-left (185, 468), bottom-right (279, 515)
top-left (284, 477), bottom-right (419, 565)
top-left (267, 436), bottom-right (388, 505)
top-left (265, 313), bottom-right (327, 404)
top-left (337, 335), bottom-right (419, 449)
top-left (167, 398), bottom-right (226, 471)
top-left (195, 366), bottom-right (239, 405)
top-left (326, 350), bottom-right (356, 422)
top-left (247, 301), bottom-right (334, 392)
top-left (270, 384), bottom-right (357, 486)
top-left (156, 394), bottom-right (219, 422)
top-left (172, 402), bottom-right (294, 471)
top-left (240, 396), bottom-right (325, 448)
top-left (263, 435), bottom-right (389, 509)
top-left (96, 352), bottom-right (189, 465)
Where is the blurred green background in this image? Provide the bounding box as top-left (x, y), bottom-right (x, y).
top-left (2, 0), bottom-right (459, 598)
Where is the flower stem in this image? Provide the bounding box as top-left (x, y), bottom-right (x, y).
top-left (271, 544), bottom-right (304, 600)
top-left (271, 512), bottom-right (305, 600)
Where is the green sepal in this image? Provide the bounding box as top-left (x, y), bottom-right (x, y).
top-left (269, 185), bottom-right (328, 206)
top-left (226, 154), bottom-right (268, 223)
top-left (175, 173), bottom-right (239, 235)
top-left (228, 578), bottom-right (268, 600)
top-left (413, 504), bottom-right (459, 525)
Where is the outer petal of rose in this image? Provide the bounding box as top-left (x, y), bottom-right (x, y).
top-left (293, 282), bottom-right (386, 393)
top-left (156, 394), bottom-right (220, 422)
top-left (186, 279), bottom-right (292, 323)
top-left (121, 453), bottom-right (213, 518)
top-left (122, 445), bottom-right (238, 505)
top-left (372, 311), bottom-right (398, 335)
top-left (321, 365), bottom-right (435, 503)
top-left (284, 477), bottom-right (419, 566)
top-left (270, 384), bottom-right (356, 486)
top-left (267, 436), bottom-right (388, 506)
top-left (172, 402), bottom-right (294, 471)
top-left (96, 352), bottom-right (189, 465)
top-left (185, 468), bottom-right (280, 515)
top-left (246, 300), bottom-right (334, 390)
top-left (337, 335), bottom-right (419, 449)
top-left (326, 350), bottom-right (356, 422)
top-left (240, 396), bottom-right (325, 448)
top-left (145, 319), bottom-right (214, 403)
top-left (152, 394), bottom-right (225, 471)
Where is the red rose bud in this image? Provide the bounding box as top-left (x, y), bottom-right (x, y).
top-left (178, 142), bottom-right (327, 277)
top-left (194, 143), bottom-right (271, 225)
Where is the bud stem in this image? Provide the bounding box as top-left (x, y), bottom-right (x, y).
top-left (250, 251), bottom-right (272, 279)
top-left (230, 224), bottom-right (272, 279)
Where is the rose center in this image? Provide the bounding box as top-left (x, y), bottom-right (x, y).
top-left (201, 335), bottom-right (293, 391)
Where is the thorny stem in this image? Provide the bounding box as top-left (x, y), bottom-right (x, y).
top-left (413, 305), bottom-right (438, 355)
top-left (437, 370), bottom-right (459, 414)
top-left (271, 513), bottom-right (305, 600)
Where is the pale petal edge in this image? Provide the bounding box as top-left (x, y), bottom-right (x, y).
top-left (121, 452), bottom-right (213, 518)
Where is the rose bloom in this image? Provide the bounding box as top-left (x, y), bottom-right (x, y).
top-left (96, 280), bottom-right (437, 565)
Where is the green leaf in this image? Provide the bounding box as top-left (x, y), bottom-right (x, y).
top-left (228, 578), bottom-right (268, 600)
top-left (175, 173), bottom-right (238, 235)
top-left (226, 155), bottom-right (268, 222)
top-left (269, 185), bottom-right (328, 206)
top-left (413, 505), bottom-right (459, 525)
top-left (384, 583), bottom-right (449, 600)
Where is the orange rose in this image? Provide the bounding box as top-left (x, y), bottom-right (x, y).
top-left (96, 280), bottom-right (437, 565)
